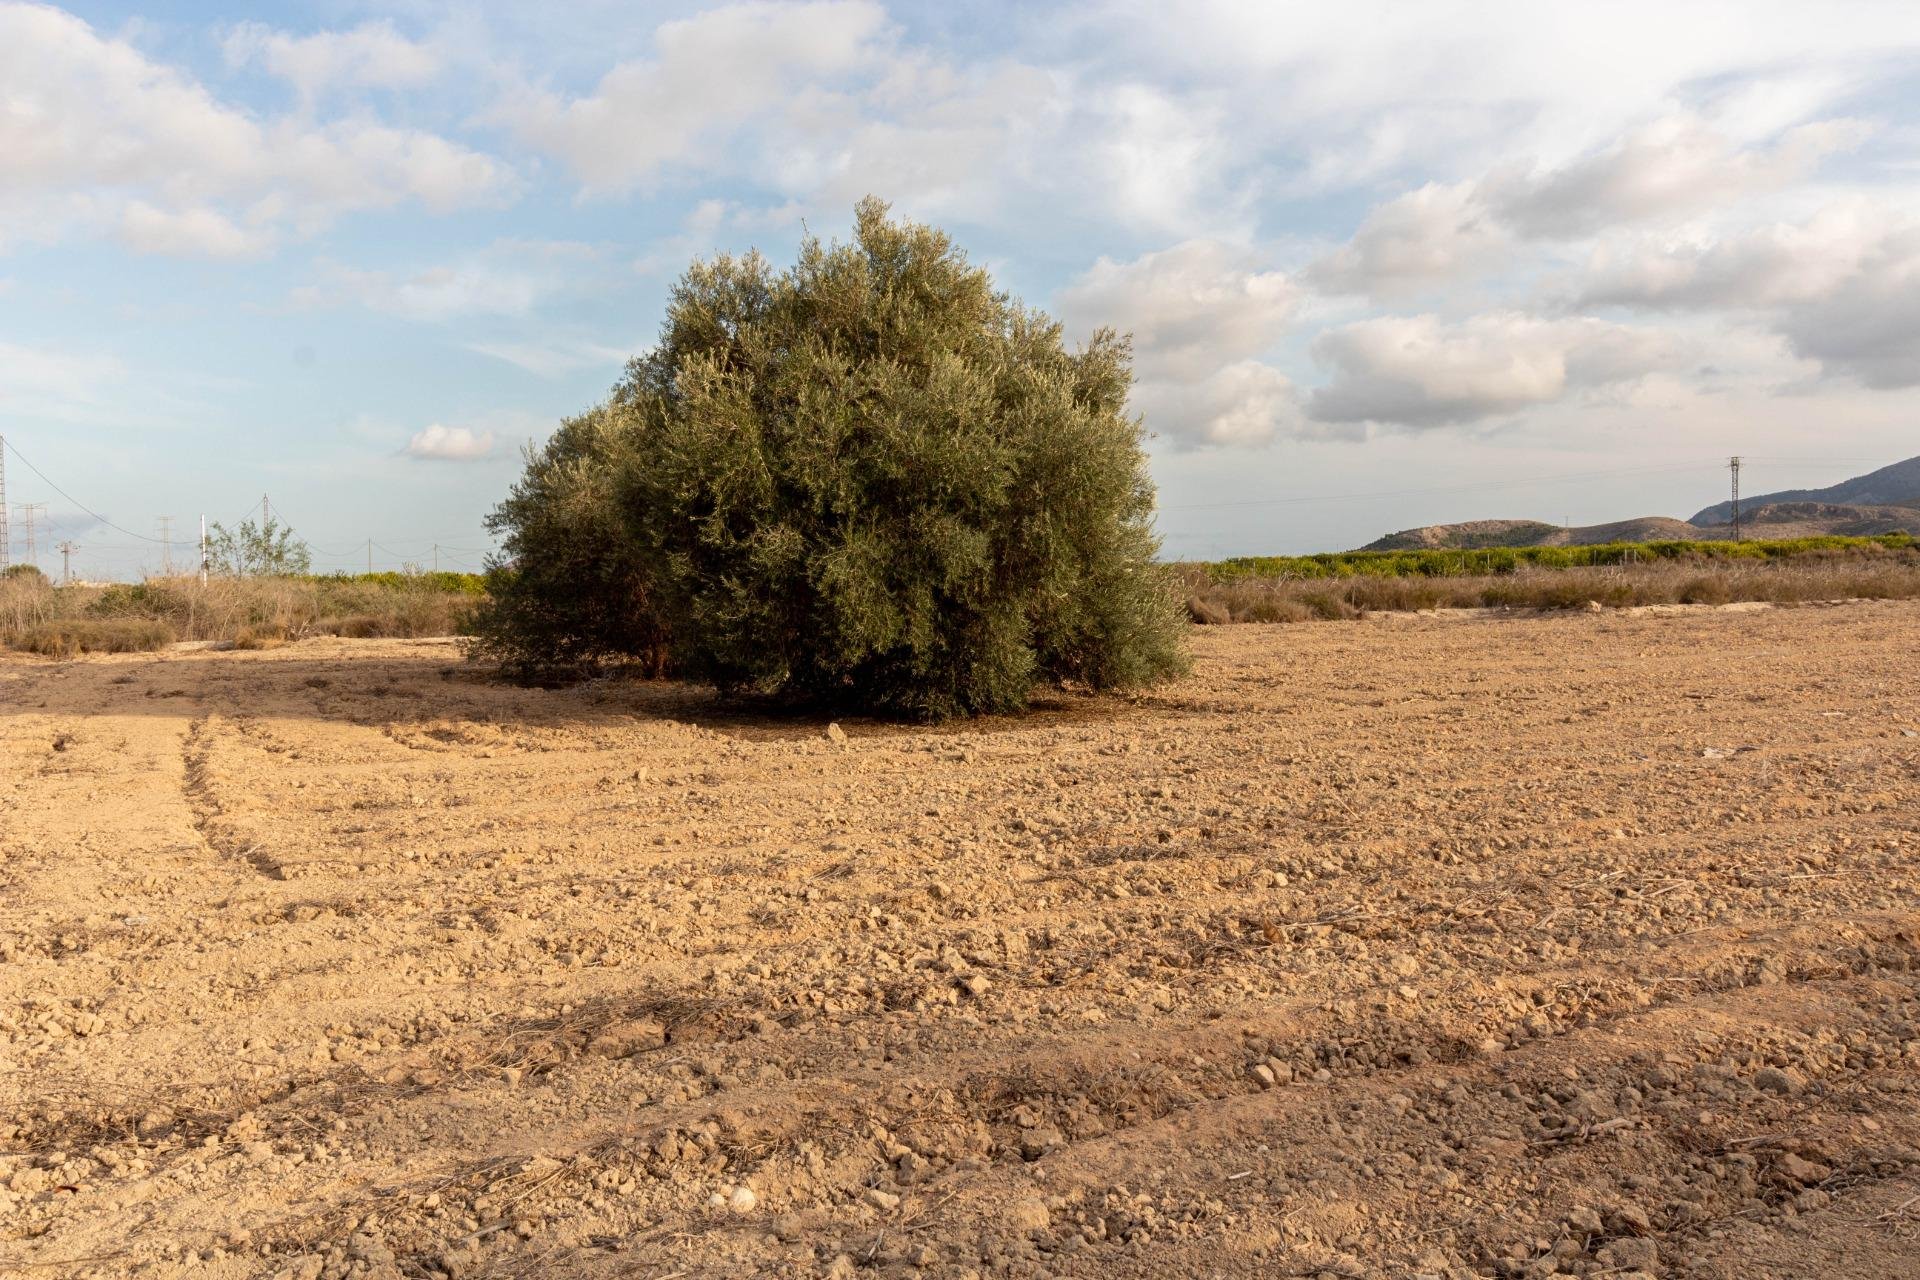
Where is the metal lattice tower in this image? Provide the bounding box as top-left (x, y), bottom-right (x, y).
top-left (17, 502), bottom-right (47, 569)
top-left (0, 435), bottom-right (8, 570)
top-left (1729, 456), bottom-right (1743, 543)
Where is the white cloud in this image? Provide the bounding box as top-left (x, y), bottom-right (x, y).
top-left (1058, 240), bottom-right (1296, 380)
top-left (1308, 313), bottom-right (1685, 428)
top-left (504, 11), bottom-right (1247, 240)
top-left (0, 2), bottom-right (512, 255)
top-left (405, 424), bottom-right (495, 461)
top-left (1482, 116), bottom-right (1867, 240)
top-left (1307, 115), bottom-right (1866, 297)
top-left (222, 20), bottom-right (440, 103)
top-left (1777, 239), bottom-right (1920, 389)
top-left (1058, 240), bottom-right (1299, 446)
top-left (505, 1), bottom-right (889, 193)
top-left (1076, 1), bottom-right (1920, 193)
top-left (1135, 361), bottom-right (1310, 448)
top-left (1578, 202), bottom-right (1894, 310)
top-left (292, 240), bottom-right (604, 321)
top-left (1574, 201), bottom-right (1920, 388)
top-left (1305, 181), bottom-right (1504, 295)
top-left (118, 201), bottom-right (271, 259)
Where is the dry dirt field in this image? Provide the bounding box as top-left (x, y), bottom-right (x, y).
top-left (3, 603), bottom-right (1919, 1280)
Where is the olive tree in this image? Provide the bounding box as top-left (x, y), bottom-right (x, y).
top-left (472, 199), bottom-right (1187, 717)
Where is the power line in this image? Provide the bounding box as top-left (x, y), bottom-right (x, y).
top-left (1, 438), bottom-right (169, 544)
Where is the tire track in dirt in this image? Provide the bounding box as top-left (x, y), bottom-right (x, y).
top-left (181, 714), bottom-right (291, 880)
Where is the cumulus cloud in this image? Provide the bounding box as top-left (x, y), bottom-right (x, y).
top-left (1306, 115), bottom-right (1865, 296)
top-left (1305, 182), bottom-right (1503, 295)
top-left (1058, 240), bottom-right (1299, 445)
top-left (1080, 2), bottom-right (1916, 194)
top-left (222, 20), bottom-right (440, 103)
top-left (1133, 361), bottom-right (1309, 448)
top-left (1308, 313), bottom-right (1684, 428)
top-left (1776, 237), bottom-right (1920, 389)
top-left (501, 9), bottom-right (1246, 240)
top-left (1059, 240), bottom-right (1295, 379)
top-left (0, 3), bottom-right (512, 255)
top-left (1576, 202), bottom-right (1920, 388)
top-left (505, 1), bottom-right (889, 193)
top-left (1483, 116), bottom-right (1866, 240)
top-left (405, 424), bottom-right (495, 461)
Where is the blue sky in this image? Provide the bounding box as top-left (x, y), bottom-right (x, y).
top-left (3, 0), bottom-right (1919, 577)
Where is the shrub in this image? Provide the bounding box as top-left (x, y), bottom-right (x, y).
top-left (473, 198), bottom-right (1189, 718)
top-left (11, 618), bottom-right (176, 657)
top-left (1187, 596), bottom-right (1231, 625)
top-left (1677, 576), bottom-right (1734, 605)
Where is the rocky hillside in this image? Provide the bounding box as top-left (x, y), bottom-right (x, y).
top-left (1363, 457), bottom-right (1918, 551)
top-left (1692, 455), bottom-right (1920, 524)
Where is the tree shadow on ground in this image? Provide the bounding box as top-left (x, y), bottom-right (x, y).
top-left (0, 639), bottom-right (1144, 744)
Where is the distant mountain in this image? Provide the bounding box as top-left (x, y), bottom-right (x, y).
top-left (1360, 454), bottom-right (1920, 552)
top-left (1691, 455), bottom-right (1920, 525)
top-left (1364, 517), bottom-right (1699, 551)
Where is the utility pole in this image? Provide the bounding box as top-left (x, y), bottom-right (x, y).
top-left (157, 516), bottom-right (175, 576)
top-left (262, 493), bottom-right (270, 530)
top-left (57, 541), bottom-right (77, 585)
top-left (367, 538), bottom-right (373, 574)
top-left (199, 514), bottom-right (209, 585)
top-left (1728, 456), bottom-right (1743, 542)
top-left (433, 544), bottom-right (439, 573)
top-left (0, 434), bottom-right (9, 570)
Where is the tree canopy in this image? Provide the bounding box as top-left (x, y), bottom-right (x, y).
top-left (473, 198), bottom-right (1187, 718)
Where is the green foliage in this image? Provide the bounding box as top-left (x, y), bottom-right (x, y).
top-left (473, 198), bottom-right (1189, 717)
top-left (4, 563), bottom-right (48, 581)
top-left (470, 411), bottom-right (671, 679)
top-left (1201, 533), bottom-right (1917, 582)
top-left (205, 516), bottom-right (313, 576)
top-left (317, 571), bottom-right (488, 595)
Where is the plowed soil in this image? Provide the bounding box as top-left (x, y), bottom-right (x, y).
top-left (4, 603), bottom-right (1919, 1280)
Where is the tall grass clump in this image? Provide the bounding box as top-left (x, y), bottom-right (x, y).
top-left (2, 569), bottom-right (483, 653)
top-left (473, 198), bottom-right (1189, 718)
top-left (14, 618), bottom-right (176, 657)
top-left (1182, 551), bottom-right (1920, 624)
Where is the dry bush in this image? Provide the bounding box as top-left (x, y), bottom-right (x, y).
top-left (1180, 555), bottom-right (1920, 624)
top-left (14, 618), bottom-right (176, 657)
top-left (3, 571), bottom-right (479, 652)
